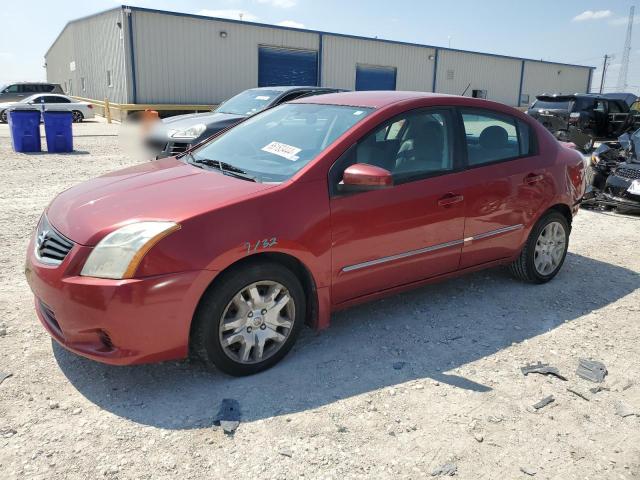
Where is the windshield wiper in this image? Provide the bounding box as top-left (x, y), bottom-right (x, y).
top-left (188, 156), bottom-right (258, 182)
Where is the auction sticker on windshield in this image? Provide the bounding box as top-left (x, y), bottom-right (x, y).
top-left (628, 180), bottom-right (640, 195)
top-left (261, 141), bottom-right (301, 161)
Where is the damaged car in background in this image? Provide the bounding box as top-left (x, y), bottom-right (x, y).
top-left (583, 128), bottom-right (640, 212)
top-left (527, 93), bottom-right (638, 153)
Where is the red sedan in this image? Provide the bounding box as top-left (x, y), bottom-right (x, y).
top-left (25, 92), bottom-right (585, 376)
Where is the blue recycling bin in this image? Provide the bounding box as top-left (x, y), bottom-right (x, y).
top-left (43, 111), bottom-right (74, 153)
top-left (8, 109), bottom-right (41, 153)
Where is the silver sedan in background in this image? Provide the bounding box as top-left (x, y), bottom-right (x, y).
top-left (0, 94), bottom-right (94, 123)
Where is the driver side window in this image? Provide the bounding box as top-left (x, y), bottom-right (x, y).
top-left (333, 109), bottom-right (454, 190)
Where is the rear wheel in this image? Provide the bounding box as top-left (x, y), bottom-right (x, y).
top-left (72, 110), bottom-right (84, 123)
top-left (191, 262), bottom-right (305, 376)
top-left (0, 110), bottom-right (7, 123)
top-left (509, 212), bottom-right (570, 283)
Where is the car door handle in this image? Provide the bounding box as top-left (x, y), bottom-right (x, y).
top-left (437, 193), bottom-right (464, 207)
top-left (524, 173), bottom-right (544, 185)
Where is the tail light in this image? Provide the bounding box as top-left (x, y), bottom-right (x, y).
top-left (87, 104), bottom-right (94, 109)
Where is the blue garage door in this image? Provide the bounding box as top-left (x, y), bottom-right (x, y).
top-left (355, 64), bottom-right (397, 91)
top-left (258, 47), bottom-right (318, 87)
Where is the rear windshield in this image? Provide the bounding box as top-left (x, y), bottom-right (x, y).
top-left (216, 89), bottom-right (282, 116)
top-left (532, 99), bottom-right (572, 110)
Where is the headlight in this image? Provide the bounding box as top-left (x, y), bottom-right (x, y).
top-left (80, 222), bottom-right (180, 279)
top-left (169, 124), bottom-right (206, 139)
top-left (591, 154), bottom-right (600, 166)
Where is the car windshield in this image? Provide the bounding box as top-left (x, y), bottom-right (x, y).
top-left (532, 99), bottom-right (572, 110)
top-left (215, 89), bottom-right (283, 116)
top-left (190, 103), bottom-right (372, 182)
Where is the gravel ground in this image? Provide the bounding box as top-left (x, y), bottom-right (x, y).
top-left (0, 119), bottom-right (639, 479)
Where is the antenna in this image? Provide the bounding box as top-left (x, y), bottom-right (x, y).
top-left (616, 5), bottom-right (634, 91)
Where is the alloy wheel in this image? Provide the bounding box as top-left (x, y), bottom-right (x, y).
top-left (218, 281), bottom-right (295, 364)
top-left (533, 221), bottom-right (566, 276)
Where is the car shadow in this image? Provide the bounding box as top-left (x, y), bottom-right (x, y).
top-left (52, 253), bottom-right (640, 429)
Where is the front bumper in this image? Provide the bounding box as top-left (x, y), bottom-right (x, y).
top-left (25, 236), bottom-right (215, 365)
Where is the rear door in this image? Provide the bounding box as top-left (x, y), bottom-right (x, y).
top-left (329, 107), bottom-right (466, 304)
top-left (458, 108), bottom-right (549, 269)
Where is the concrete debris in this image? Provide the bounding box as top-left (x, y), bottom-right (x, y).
top-left (576, 359), bottom-right (608, 383)
top-left (521, 362), bottom-right (568, 381)
top-left (0, 372), bottom-right (13, 385)
top-left (589, 386), bottom-right (610, 395)
top-left (567, 387), bottom-right (591, 401)
top-left (520, 466), bottom-right (537, 476)
top-left (532, 396), bottom-right (555, 410)
top-left (431, 462), bottom-right (457, 476)
top-left (278, 448), bottom-right (293, 458)
top-left (614, 401), bottom-right (639, 418)
top-left (214, 399), bottom-right (241, 435)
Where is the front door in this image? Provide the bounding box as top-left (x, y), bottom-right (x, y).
top-left (329, 108), bottom-right (466, 305)
top-left (458, 108), bottom-right (550, 269)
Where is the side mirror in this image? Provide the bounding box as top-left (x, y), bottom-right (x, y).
top-left (338, 163), bottom-right (393, 193)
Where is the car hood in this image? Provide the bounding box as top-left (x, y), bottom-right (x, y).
top-left (46, 158), bottom-right (276, 246)
top-left (154, 111), bottom-right (245, 132)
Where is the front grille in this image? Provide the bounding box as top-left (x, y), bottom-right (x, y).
top-left (170, 142), bottom-right (190, 155)
top-left (34, 215), bottom-right (74, 265)
top-left (615, 167), bottom-right (640, 180)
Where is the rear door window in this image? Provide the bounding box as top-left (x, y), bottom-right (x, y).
top-left (461, 109), bottom-right (533, 166)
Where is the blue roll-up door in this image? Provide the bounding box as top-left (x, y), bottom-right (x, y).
top-left (355, 64), bottom-right (397, 91)
top-left (258, 47), bottom-right (318, 87)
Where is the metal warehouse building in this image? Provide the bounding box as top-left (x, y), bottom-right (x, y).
top-left (46, 5), bottom-right (595, 108)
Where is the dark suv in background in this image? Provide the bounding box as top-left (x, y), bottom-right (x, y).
top-left (527, 93), bottom-right (637, 152)
top-left (0, 82), bottom-right (64, 103)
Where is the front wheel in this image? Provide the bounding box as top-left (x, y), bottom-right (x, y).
top-left (191, 262), bottom-right (305, 376)
top-left (72, 110), bottom-right (84, 123)
top-left (0, 110), bottom-right (7, 123)
top-left (509, 212), bottom-right (570, 283)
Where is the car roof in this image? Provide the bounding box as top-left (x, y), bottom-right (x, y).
top-left (291, 91), bottom-right (457, 109)
top-left (9, 81), bottom-right (58, 85)
top-left (250, 86), bottom-right (341, 93)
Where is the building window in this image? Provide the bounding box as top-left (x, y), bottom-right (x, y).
top-left (446, 69), bottom-right (454, 80)
top-left (472, 89), bottom-right (487, 99)
top-left (107, 70), bottom-right (113, 87)
top-left (81, 77), bottom-right (86, 91)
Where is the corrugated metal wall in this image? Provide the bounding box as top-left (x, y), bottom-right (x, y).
top-left (130, 10), bottom-right (319, 104)
top-left (46, 7), bottom-right (594, 108)
top-left (434, 50), bottom-right (522, 105)
top-left (46, 9), bottom-right (129, 104)
top-left (322, 36), bottom-right (435, 91)
top-left (521, 62), bottom-right (591, 106)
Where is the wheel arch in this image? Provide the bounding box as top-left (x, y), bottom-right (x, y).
top-left (546, 203), bottom-right (573, 228)
top-left (188, 252), bottom-right (319, 349)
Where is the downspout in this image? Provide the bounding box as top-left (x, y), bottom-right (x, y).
top-left (586, 69), bottom-right (593, 93)
top-left (317, 33), bottom-right (323, 87)
top-left (517, 60), bottom-right (525, 107)
top-left (125, 6), bottom-right (137, 104)
top-left (432, 48), bottom-right (439, 92)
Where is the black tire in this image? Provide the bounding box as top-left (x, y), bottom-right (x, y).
top-left (72, 110), bottom-right (84, 123)
top-left (0, 110), bottom-right (7, 123)
top-left (191, 262), bottom-right (306, 376)
top-left (509, 211), bottom-right (570, 284)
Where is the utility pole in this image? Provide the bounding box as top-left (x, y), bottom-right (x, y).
top-left (599, 54), bottom-right (610, 94)
top-left (616, 5), bottom-right (634, 91)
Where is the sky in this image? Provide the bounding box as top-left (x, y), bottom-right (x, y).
top-left (1, 0), bottom-right (639, 93)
